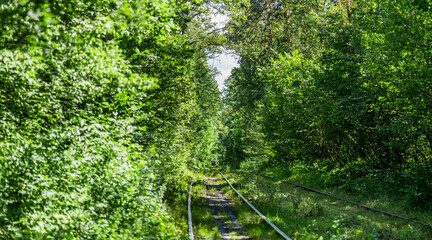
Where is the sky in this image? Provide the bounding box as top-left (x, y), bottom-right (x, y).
top-left (208, 13), bottom-right (239, 92)
top-left (209, 53), bottom-right (239, 92)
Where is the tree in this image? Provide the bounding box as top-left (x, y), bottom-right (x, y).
top-left (0, 0), bottom-right (223, 238)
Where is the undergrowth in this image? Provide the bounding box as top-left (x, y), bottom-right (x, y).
top-left (219, 165), bottom-right (432, 239)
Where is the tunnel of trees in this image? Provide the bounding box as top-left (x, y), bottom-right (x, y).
top-left (0, 0), bottom-right (431, 238)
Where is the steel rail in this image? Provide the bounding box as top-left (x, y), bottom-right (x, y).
top-left (260, 174), bottom-right (432, 229)
top-left (211, 176), bottom-right (248, 237)
top-left (188, 172), bottom-right (196, 240)
top-left (205, 177), bottom-right (231, 239)
top-left (219, 171), bottom-right (292, 240)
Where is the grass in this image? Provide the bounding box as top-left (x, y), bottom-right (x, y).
top-left (163, 169), bottom-right (221, 240)
top-left (217, 169), bottom-right (432, 240)
top-left (190, 172), bottom-right (222, 239)
top-left (191, 168), bottom-right (257, 239)
top-left (268, 165), bottom-right (432, 228)
top-left (213, 171), bottom-right (283, 239)
top-left (166, 166), bottom-right (432, 239)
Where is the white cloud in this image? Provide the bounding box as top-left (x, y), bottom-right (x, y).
top-left (209, 53), bottom-right (239, 91)
top-left (210, 13), bottom-right (229, 30)
top-left (208, 12), bottom-right (239, 91)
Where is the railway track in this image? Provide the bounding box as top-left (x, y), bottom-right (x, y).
top-left (259, 173), bottom-right (432, 229)
top-left (188, 171), bottom-right (431, 239)
top-left (188, 172), bottom-right (432, 239)
top-left (188, 172), bottom-right (196, 240)
top-left (188, 172), bottom-right (291, 240)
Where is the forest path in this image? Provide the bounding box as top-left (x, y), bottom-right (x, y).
top-left (205, 175), bottom-right (251, 240)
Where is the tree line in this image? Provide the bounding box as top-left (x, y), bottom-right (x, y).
top-left (221, 0), bottom-right (432, 209)
top-left (0, 0), bottom-right (222, 238)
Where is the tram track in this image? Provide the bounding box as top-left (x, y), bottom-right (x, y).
top-left (188, 172), bottom-right (290, 239)
top-left (205, 175), bottom-right (251, 239)
top-left (188, 172), bottom-right (196, 240)
top-left (205, 176), bottom-right (232, 239)
top-left (258, 173), bottom-right (432, 229)
top-left (188, 170), bottom-right (431, 239)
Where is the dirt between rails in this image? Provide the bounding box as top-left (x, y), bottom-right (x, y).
top-left (205, 175), bottom-right (251, 240)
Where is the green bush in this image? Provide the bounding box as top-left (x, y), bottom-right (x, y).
top-left (0, 0), bottom-right (220, 238)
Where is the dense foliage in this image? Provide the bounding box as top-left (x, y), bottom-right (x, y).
top-left (0, 0), bottom-right (221, 238)
top-left (1, 0), bottom-right (431, 238)
top-left (222, 0), bottom-right (432, 209)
